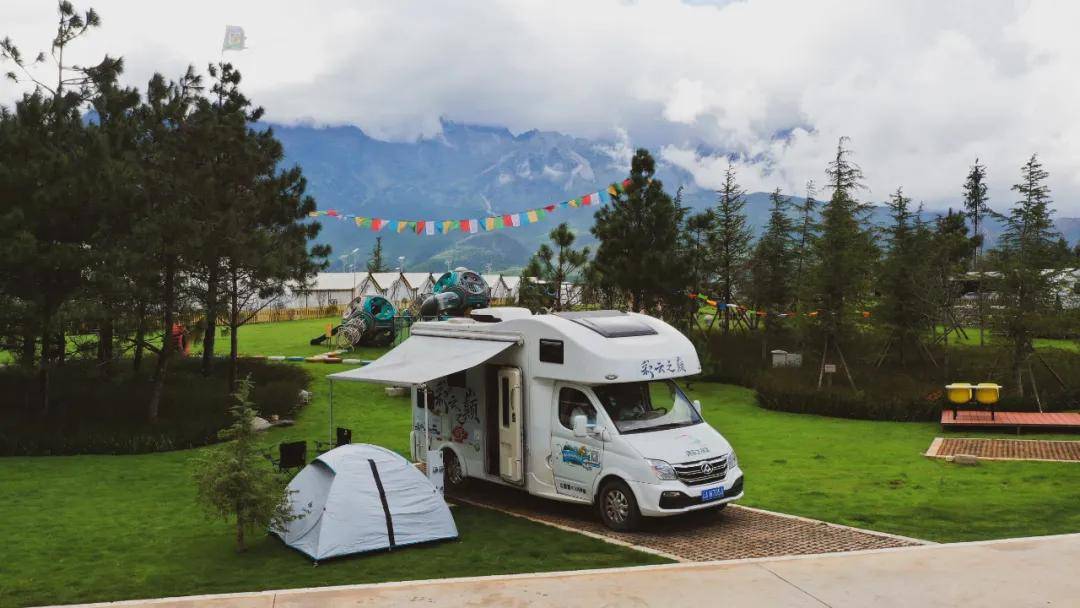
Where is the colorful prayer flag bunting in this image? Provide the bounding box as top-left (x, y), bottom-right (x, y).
top-left (309, 180), bottom-right (629, 236)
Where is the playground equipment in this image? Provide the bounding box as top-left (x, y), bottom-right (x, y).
top-left (310, 295), bottom-right (397, 348)
top-left (418, 268), bottom-right (490, 319)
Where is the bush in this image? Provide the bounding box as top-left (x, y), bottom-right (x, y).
top-left (698, 327), bottom-right (1080, 422)
top-left (0, 358), bottom-right (310, 456)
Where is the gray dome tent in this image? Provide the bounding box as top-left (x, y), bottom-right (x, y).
top-left (275, 444), bottom-right (457, 561)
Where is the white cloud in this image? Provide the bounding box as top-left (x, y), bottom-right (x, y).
top-left (2, 0), bottom-right (1079, 214)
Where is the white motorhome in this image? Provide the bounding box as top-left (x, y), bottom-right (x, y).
top-left (328, 308), bottom-right (744, 531)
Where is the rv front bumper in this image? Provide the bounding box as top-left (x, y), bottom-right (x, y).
top-left (631, 470), bottom-right (744, 517)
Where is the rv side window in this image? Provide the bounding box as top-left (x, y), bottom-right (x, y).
top-left (539, 339), bottom-right (564, 364)
top-left (500, 377), bottom-right (510, 427)
top-left (558, 388), bottom-right (596, 430)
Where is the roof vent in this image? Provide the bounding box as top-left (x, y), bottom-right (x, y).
top-left (554, 310), bottom-right (657, 338)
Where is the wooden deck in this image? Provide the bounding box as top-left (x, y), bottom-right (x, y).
top-left (941, 409), bottom-right (1080, 432)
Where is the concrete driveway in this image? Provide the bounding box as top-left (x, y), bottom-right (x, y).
top-left (57, 533), bottom-right (1080, 608)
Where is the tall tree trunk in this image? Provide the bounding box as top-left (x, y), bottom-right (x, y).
top-left (132, 301), bottom-right (146, 373)
top-left (235, 500), bottom-right (246, 552)
top-left (21, 329), bottom-right (35, 368)
top-left (201, 263), bottom-right (220, 376)
top-left (228, 265), bottom-right (240, 392)
top-left (98, 317), bottom-right (114, 377)
top-left (56, 328), bottom-right (65, 365)
top-left (149, 258), bottom-right (176, 422)
top-left (38, 316), bottom-right (51, 416)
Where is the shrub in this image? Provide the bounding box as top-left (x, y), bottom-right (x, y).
top-left (0, 358), bottom-right (310, 456)
top-left (699, 328), bottom-right (1080, 422)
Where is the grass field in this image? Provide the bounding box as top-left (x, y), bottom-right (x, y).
top-left (935, 326), bottom-right (1078, 352)
top-left (2, 316), bottom-right (1079, 606)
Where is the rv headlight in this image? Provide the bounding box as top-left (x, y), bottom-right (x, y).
top-left (728, 450), bottom-right (738, 469)
top-left (646, 459), bottom-right (678, 481)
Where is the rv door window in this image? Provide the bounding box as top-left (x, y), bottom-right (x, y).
top-left (557, 388), bottom-right (596, 430)
top-left (500, 377), bottom-right (510, 428)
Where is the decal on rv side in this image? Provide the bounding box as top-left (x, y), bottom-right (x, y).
top-left (639, 356), bottom-right (688, 379)
top-left (560, 443), bottom-right (601, 471)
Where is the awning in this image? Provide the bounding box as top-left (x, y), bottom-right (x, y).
top-left (327, 332), bottom-right (518, 387)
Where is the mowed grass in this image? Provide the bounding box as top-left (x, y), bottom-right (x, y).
top-left (936, 326), bottom-right (1078, 352)
top-left (3, 317), bottom-right (1080, 606)
top-left (685, 382), bottom-right (1080, 543)
top-left (0, 318), bottom-right (665, 608)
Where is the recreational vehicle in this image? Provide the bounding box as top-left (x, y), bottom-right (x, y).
top-left (328, 308), bottom-right (744, 531)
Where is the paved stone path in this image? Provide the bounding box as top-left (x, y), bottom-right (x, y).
top-left (449, 481), bottom-right (924, 562)
top-left (60, 534), bottom-right (1080, 607)
top-left (926, 437), bottom-right (1080, 462)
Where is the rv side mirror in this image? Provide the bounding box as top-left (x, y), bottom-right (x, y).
top-left (692, 400), bottom-right (702, 415)
top-left (572, 414), bottom-right (588, 438)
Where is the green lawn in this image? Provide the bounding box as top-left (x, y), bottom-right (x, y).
top-left (2, 316), bottom-right (1079, 606)
top-left (936, 326), bottom-right (1077, 352)
top-left (686, 382), bottom-right (1080, 543)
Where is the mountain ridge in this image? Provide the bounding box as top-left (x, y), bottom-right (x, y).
top-left (269, 120), bottom-right (1079, 272)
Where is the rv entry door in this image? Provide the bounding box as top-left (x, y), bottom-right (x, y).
top-left (497, 367), bottom-right (524, 484)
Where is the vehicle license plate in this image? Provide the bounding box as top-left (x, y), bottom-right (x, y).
top-left (701, 486), bottom-right (725, 502)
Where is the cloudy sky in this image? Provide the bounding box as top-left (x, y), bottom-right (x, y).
top-left (3, 0), bottom-right (1078, 213)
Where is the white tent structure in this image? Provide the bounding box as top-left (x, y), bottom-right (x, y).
top-left (275, 443), bottom-right (457, 561)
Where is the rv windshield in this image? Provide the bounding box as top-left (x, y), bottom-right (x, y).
top-left (592, 380), bottom-right (702, 434)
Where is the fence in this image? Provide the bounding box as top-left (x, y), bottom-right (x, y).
top-left (246, 306), bottom-right (343, 325)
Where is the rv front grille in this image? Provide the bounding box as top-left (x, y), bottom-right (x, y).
top-left (673, 455), bottom-right (727, 486)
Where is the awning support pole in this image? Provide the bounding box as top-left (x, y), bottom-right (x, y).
top-left (328, 379), bottom-right (334, 444)
top-left (422, 385), bottom-right (430, 460)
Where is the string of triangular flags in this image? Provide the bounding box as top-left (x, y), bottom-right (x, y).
top-left (308, 179), bottom-right (634, 235)
top-left (688, 293), bottom-right (872, 319)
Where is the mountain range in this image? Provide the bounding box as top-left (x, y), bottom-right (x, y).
top-left (271, 120), bottom-right (1080, 272)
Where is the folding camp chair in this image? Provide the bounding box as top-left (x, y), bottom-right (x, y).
top-left (317, 427), bottom-right (353, 454)
top-left (266, 441), bottom-right (307, 472)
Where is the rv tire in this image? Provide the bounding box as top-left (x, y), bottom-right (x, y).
top-left (442, 448), bottom-right (467, 489)
top-left (598, 479), bottom-right (642, 531)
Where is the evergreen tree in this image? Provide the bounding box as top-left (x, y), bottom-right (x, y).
top-left (877, 187), bottom-right (932, 365)
top-left (812, 137), bottom-right (877, 338)
top-left (591, 149), bottom-right (687, 313)
top-left (516, 257), bottom-right (550, 311)
top-left (194, 63), bottom-right (328, 390)
top-left (962, 159), bottom-right (990, 345)
top-left (710, 162), bottom-right (753, 332)
top-left (0, 1), bottom-right (121, 412)
top-left (192, 377), bottom-right (295, 551)
top-left (367, 236), bottom-right (387, 272)
top-left (748, 188), bottom-right (796, 356)
top-left (532, 223), bottom-right (589, 311)
top-left (791, 180), bottom-right (819, 311)
top-left (992, 154), bottom-right (1061, 396)
top-left (140, 67), bottom-right (202, 422)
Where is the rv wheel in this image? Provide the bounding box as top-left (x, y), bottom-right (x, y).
top-left (598, 479), bottom-right (642, 531)
top-left (442, 449), bottom-right (466, 489)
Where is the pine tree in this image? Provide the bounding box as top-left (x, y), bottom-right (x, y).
top-left (791, 180), bottom-right (818, 311)
top-left (711, 162), bottom-right (753, 332)
top-left (0, 1), bottom-right (122, 413)
top-left (877, 187), bottom-right (932, 365)
top-left (748, 188), bottom-right (796, 356)
top-left (532, 223), bottom-right (589, 311)
top-left (367, 236), bottom-right (387, 272)
top-left (962, 159), bottom-right (990, 345)
top-left (192, 377), bottom-right (295, 551)
top-left (812, 137), bottom-right (877, 337)
top-left (591, 149), bottom-right (687, 313)
top-left (992, 154), bottom-right (1061, 396)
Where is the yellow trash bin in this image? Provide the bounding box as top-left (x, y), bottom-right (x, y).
top-left (974, 383), bottom-right (1001, 405)
top-left (945, 383), bottom-right (973, 405)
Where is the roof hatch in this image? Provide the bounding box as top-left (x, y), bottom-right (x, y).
top-left (554, 310), bottom-right (658, 338)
